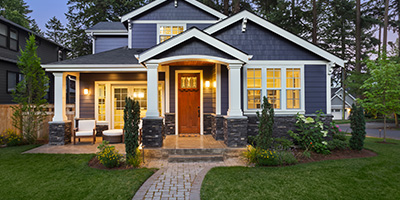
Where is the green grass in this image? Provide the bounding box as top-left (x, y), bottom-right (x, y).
top-left (0, 145), bottom-right (154, 200)
top-left (202, 138), bottom-right (400, 200)
top-left (333, 118), bottom-right (396, 124)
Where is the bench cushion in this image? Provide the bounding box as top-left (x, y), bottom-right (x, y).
top-left (103, 129), bottom-right (123, 136)
top-left (75, 131), bottom-right (94, 137)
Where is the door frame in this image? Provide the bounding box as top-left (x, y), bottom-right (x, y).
top-left (175, 70), bottom-right (203, 135)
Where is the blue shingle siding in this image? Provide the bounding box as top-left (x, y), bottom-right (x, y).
top-left (132, 23), bottom-right (157, 48)
top-left (213, 21), bottom-right (324, 60)
top-left (154, 38), bottom-right (235, 59)
top-left (305, 65), bottom-right (327, 114)
top-left (133, 0), bottom-right (218, 21)
top-left (187, 23), bottom-right (213, 30)
top-left (95, 36), bottom-right (128, 53)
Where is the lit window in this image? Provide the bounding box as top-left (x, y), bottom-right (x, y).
top-left (98, 84), bottom-right (106, 121)
top-left (159, 25), bottom-right (184, 43)
top-left (133, 88), bottom-right (147, 118)
top-left (287, 89), bottom-right (300, 109)
top-left (266, 69), bottom-right (281, 109)
top-left (286, 68), bottom-right (300, 109)
top-left (247, 68), bottom-right (262, 109)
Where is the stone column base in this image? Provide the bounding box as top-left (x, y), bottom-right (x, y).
top-left (223, 116), bottom-right (248, 147)
top-left (142, 117), bottom-right (163, 147)
top-left (211, 114), bottom-right (224, 140)
top-left (49, 121), bottom-right (72, 145)
top-left (164, 113), bottom-right (175, 135)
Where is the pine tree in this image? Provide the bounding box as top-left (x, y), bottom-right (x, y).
top-left (349, 104), bottom-right (366, 150)
top-left (256, 96), bottom-right (274, 150)
top-left (12, 35), bottom-right (49, 144)
top-left (45, 16), bottom-right (66, 45)
top-left (124, 97), bottom-right (140, 158)
top-left (0, 0), bottom-right (32, 28)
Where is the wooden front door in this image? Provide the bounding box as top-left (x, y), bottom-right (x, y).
top-left (178, 73), bottom-right (201, 134)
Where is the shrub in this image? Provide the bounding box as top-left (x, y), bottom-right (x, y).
top-left (327, 139), bottom-right (348, 150)
top-left (277, 151), bottom-right (298, 165)
top-left (257, 149), bottom-right (279, 166)
top-left (124, 97), bottom-right (140, 159)
top-left (1, 129), bottom-right (23, 146)
top-left (96, 141), bottom-right (123, 168)
top-left (243, 145), bottom-right (297, 166)
top-left (273, 138), bottom-right (293, 151)
top-left (243, 145), bottom-right (258, 164)
top-left (349, 104), bottom-right (366, 150)
top-left (330, 122), bottom-right (347, 141)
top-left (255, 96), bottom-right (274, 150)
top-left (288, 111), bottom-right (330, 155)
top-left (127, 148), bottom-right (142, 168)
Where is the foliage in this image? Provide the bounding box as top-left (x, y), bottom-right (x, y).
top-left (255, 96), bottom-right (274, 150)
top-left (359, 56), bottom-right (400, 142)
top-left (0, 129), bottom-right (23, 146)
top-left (0, 0), bottom-right (32, 28)
top-left (96, 140), bottom-right (123, 168)
top-left (243, 145), bottom-right (297, 166)
top-left (330, 122), bottom-right (347, 141)
top-left (273, 137), bottom-right (293, 151)
top-left (256, 149), bottom-right (280, 166)
top-left (45, 16), bottom-right (66, 45)
top-left (288, 111), bottom-right (330, 155)
top-left (11, 35), bottom-right (49, 144)
top-left (276, 150), bottom-right (298, 165)
top-left (127, 148), bottom-right (142, 168)
top-left (349, 103), bottom-right (366, 150)
top-left (124, 97), bottom-right (140, 159)
top-left (328, 139), bottom-right (348, 151)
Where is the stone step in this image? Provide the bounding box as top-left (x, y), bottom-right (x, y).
top-left (165, 148), bottom-right (226, 155)
top-left (168, 154), bottom-right (224, 163)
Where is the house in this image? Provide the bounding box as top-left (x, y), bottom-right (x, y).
top-left (42, 0), bottom-right (345, 147)
top-left (331, 88), bottom-right (356, 120)
top-left (0, 16), bottom-right (69, 105)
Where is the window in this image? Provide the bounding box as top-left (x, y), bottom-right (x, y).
top-left (98, 84), bottom-right (106, 121)
top-left (7, 71), bottom-right (22, 93)
top-left (9, 28), bottom-right (18, 51)
top-left (245, 66), bottom-right (302, 113)
top-left (158, 24), bottom-right (185, 43)
top-left (0, 23), bottom-right (7, 48)
top-left (247, 68), bottom-right (262, 109)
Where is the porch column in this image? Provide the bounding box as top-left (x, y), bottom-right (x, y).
top-left (227, 63), bottom-right (243, 117)
top-left (52, 72), bottom-right (67, 122)
top-left (145, 63), bottom-right (160, 118)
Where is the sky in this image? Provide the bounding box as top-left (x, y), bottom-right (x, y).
top-left (26, 0), bottom-right (398, 44)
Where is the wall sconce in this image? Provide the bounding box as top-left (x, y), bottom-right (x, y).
top-left (213, 81), bottom-right (216, 88)
top-left (138, 92), bottom-right (145, 98)
top-left (205, 81), bottom-right (210, 88)
top-left (83, 88), bottom-right (89, 95)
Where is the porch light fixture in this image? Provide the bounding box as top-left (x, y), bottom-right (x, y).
top-left (138, 92), bottom-right (145, 98)
top-left (205, 81), bottom-right (210, 88)
top-left (83, 88), bottom-right (89, 95)
top-left (133, 92), bottom-right (138, 98)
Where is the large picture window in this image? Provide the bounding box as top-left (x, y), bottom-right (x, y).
top-left (245, 66), bottom-right (303, 113)
top-left (158, 24), bottom-right (185, 43)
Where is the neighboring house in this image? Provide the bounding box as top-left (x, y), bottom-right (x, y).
top-left (331, 88), bottom-right (356, 120)
top-left (42, 0), bottom-right (345, 147)
top-left (0, 16), bottom-right (69, 104)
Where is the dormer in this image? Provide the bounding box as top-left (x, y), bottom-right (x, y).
top-left (85, 22), bottom-right (128, 54)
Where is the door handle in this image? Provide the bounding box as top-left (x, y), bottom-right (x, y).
top-left (198, 106), bottom-right (200, 117)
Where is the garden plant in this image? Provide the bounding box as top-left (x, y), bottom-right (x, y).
top-left (124, 97), bottom-right (141, 167)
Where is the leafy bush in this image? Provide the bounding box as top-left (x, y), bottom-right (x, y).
top-left (243, 145), bottom-right (297, 166)
top-left (243, 145), bottom-right (258, 164)
top-left (257, 149), bottom-right (279, 166)
top-left (96, 141), bottom-right (123, 168)
top-left (277, 151), bottom-right (298, 165)
top-left (1, 129), bottom-right (23, 146)
top-left (273, 138), bottom-right (293, 150)
top-left (349, 104), bottom-right (366, 150)
top-left (127, 148), bottom-right (142, 168)
top-left (288, 111), bottom-right (330, 155)
top-left (327, 139), bottom-right (348, 150)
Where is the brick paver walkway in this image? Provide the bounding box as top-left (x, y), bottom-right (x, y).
top-left (133, 159), bottom-right (245, 200)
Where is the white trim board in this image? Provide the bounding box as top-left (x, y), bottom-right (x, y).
top-left (156, 23), bottom-right (186, 44)
top-left (138, 28), bottom-right (250, 63)
top-left (42, 64), bottom-right (146, 72)
top-left (204, 10), bottom-right (345, 67)
top-left (121, 0), bottom-right (226, 22)
top-left (146, 55), bottom-right (244, 65)
top-left (132, 20), bottom-right (218, 24)
top-left (174, 70), bottom-right (204, 135)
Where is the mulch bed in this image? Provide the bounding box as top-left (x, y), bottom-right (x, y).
top-left (295, 148), bottom-right (377, 164)
top-left (88, 156), bottom-right (135, 170)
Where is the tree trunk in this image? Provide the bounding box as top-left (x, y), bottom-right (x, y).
top-left (383, 0), bottom-right (389, 54)
top-left (378, 24), bottom-right (382, 58)
top-left (233, 0), bottom-right (240, 14)
top-left (223, 0), bottom-right (229, 16)
top-left (312, 0), bottom-right (317, 44)
top-left (395, 113), bottom-right (399, 128)
top-left (384, 115), bottom-right (387, 142)
top-left (355, 0), bottom-right (361, 72)
top-left (342, 69), bottom-right (346, 120)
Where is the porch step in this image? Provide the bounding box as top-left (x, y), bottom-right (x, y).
top-left (166, 148), bottom-right (225, 156)
top-left (168, 154), bottom-right (224, 163)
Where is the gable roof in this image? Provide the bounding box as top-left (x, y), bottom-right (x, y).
top-left (331, 87), bottom-right (356, 100)
top-left (86, 22), bottom-right (127, 31)
top-left (204, 10), bottom-right (345, 67)
top-left (121, 0), bottom-right (226, 22)
top-left (138, 27), bottom-right (251, 63)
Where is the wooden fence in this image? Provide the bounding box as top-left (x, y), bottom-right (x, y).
top-left (0, 104), bottom-right (75, 140)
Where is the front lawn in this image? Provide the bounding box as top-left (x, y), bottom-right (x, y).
top-left (0, 145), bottom-right (154, 200)
top-left (202, 137), bottom-right (400, 200)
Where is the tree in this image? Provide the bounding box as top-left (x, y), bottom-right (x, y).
top-left (349, 103), bottom-right (366, 150)
top-left (45, 16), bottom-right (66, 45)
top-left (124, 97), bottom-right (140, 162)
top-left (11, 35), bottom-right (49, 144)
top-left (256, 96), bottom-right (274, 150)
top-left (0, 0), bottom-right (32, 28)
top-left (312, 0), bottom-right (317, 44)
top-left (359, 56), bottom-right (400, 142)
top-left (355, 0), bottom-right (361, 73)
top-left (29, 19), bottom-right (43, 36)
top-left (383, 0), bottom-right (389, 53)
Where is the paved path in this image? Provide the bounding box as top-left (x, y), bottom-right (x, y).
top-left (133, 159), bottom-right (246, 200)
top-left (338, 123), bottom-right (400, 140)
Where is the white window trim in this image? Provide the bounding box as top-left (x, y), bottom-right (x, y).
top-left (156, 23), bottom-right (186, 44)
top-left (243, 64), bottom-right (305, 115)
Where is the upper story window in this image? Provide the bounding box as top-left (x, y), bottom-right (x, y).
top-left (0, 23), bottom-right (8, 48)
top-left (9, 28), bottom-right (18, 51)
top-left (158, 24), bottom-right (185, 43)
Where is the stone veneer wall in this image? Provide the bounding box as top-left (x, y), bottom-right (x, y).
top-left (49, 121), bottom-right (72, 145)
top-left (246, 114), bottom-right (334, 139)
top-left (223, 116), bottom-right (248, 147)
top-left (142, 118), bottom-right (163, 147)
top-left (211, 114), bottom-right (224, 140)
top-left (164, 113), bottom-right (175, 135)
top-left (203, 113), bottom-right (213, 135)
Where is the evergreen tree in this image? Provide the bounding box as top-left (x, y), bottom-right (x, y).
top-left (29, 19), bottom-right (43, 36)
top-left (256, 96), bottom-right (274, 150)
top-left (12, 35), bottom-right (49, 144)
top-left (124, 97), bottom-right (140, 158)
top-left (0, 0), bottom-right (32, 28)
top-left (45, 16), bottom-right (66, 45)
top-left (349, 103), bottom-right (366, 150)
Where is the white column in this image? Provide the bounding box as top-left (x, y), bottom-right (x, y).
top-left (128, 19), bottom-right (132, 49)
top-left (227, 64), bottom-right (243, 117)
top-left (74, 73), bottom-right (80, 119)
top-left (52, 72), bottom-right (67, 122)
top-left (216, 64), bottom-right (221, 115)
top-left (145, 63), bottom-right (160, 118)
